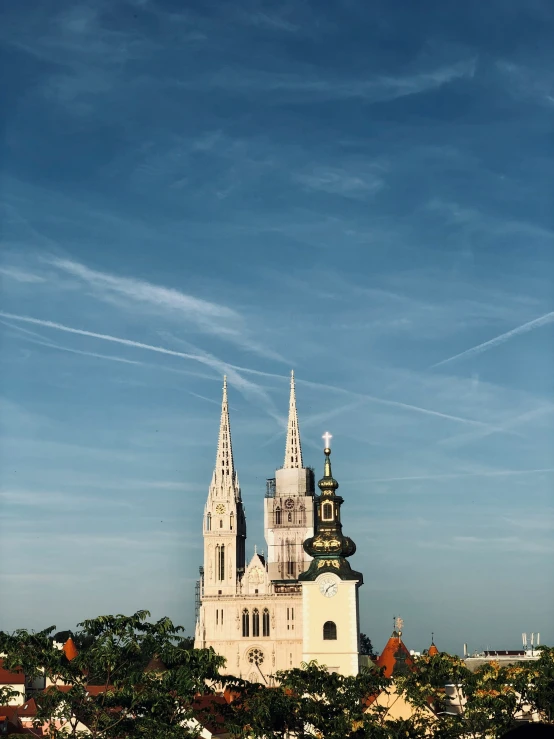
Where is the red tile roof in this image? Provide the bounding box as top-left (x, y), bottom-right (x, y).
top-left (428, 643), bottom-right (439, 656)
top-left (46, 685), bottom-right (113, 696)
top-left (0, 659), bottom-right (25, 685)
top-left (375, 632), bottom-right (413, 678)
top-left (17, 699), bottom-right (37, 718)
top-left (192, 695), bottom-right (230, 736)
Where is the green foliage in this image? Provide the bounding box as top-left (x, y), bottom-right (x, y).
top-left (2, 613), bottom-right (552, 739)
top-left (360, 633), bottom-right (376, 658)
top-left (398, 651), bottom-right (554, 738)
top-left (0, 610), bottom-right (226, 738)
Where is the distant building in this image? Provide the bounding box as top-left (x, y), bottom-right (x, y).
top-left (194, 373), bottom-right (364, 678)
top-left (0, 659), bottom-right (25, 706)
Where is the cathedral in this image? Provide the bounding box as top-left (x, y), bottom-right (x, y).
top-left (194, 372), bottom-right (364, 681)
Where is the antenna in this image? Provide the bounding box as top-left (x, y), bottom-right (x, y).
top-left (522, 633), bottom-right (527, 648)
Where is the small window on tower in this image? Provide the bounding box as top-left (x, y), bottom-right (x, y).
top-left (322, 502), bottom-right (333, 521)
top-left (220, 519), bottom-right (223, 528)
top-left (323, 621), bottom-right (337, 640)
top-left (230, 512), bottom-right (234, 530)
top-left (288, 512), bottom-right (292, 522)
top-left (275, 507), bottom-right (281, 525)
top-left (206, 514), bottom-right (211, 531)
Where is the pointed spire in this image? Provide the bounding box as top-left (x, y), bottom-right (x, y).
top-left (215, 376), bottom-right (235, 484)
top-left (283, 370), bottom-right (303, 469)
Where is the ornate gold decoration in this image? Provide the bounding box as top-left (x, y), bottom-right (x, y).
top-left (317, 559), bottom-right (340, 569)
top-left (312, 536), bottom-right (341, 552)
top-left (215, 503), bottom-right (226, 514)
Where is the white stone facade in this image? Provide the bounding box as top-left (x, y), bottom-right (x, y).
top-left (195, 372), bottom-right (361, 680)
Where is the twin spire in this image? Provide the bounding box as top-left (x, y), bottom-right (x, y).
top-left (214, 370), bottom-right (304, 479)
top-left (214, 376), bottom-right (235, 485)
top-left (284, 370), bottom-right (303, 469)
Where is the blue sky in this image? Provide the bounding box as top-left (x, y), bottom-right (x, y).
top-left (1, 0), bottom-right (553, 656)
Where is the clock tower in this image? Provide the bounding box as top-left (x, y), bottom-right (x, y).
top-left (299, 436), bottom-right (363, 675)
top-left (201, 376), bottom-right (246, 599)
top-left (264, 371), bottom-right (315, 581)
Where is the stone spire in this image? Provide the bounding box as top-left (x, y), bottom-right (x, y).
top-left (283, 370), bottom-right (303, 469)
top-left (213, 376), bottom-right (236, 490)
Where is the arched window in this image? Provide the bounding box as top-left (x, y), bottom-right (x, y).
top-left (206, 513), bottom-right (211, 531)
top-left (242, 609), bottom-right (249, 637)
top-left (287, 512), bottom-right (292, 522)
top-left (230, 512), bottom-right (234, 531)
top-left (322, 502), bottom-right (333, 521)
top-left (252, 608), bottom-right (260, 637)
top-left (262, 609), bottom-right (270, 637)
top-left (275, 507), bottom-right (281, 525)
top-left (220, 519), bottom-right (223, 528)
top-left (287, 540), bottom-right (294, 576)
top-left (323, 621), bottom-right (337, 640)
top-left (217, 544), bottom-right (225, 581)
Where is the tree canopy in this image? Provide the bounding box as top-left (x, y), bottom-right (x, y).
top-left (1, 612), bottom-right (552, 738)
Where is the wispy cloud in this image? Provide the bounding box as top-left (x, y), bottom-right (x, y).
top-left (0, 312), bottom-right (281, 422)
top-left (439, 405), bottom-right (554, 448)
top-left (0, 266), bottom-right (45, 283)
top-left (196, 58), bottom-right (477, 102)
top-left (418, 535), bottom-right (554, 555)
top-left (294, 166), bottom-right (385, 198)
top-left (431, 311), bottom-right (554, 368)
top-left (349, 468), bottom-right (554, 484)
top-left (0, 489), bottom-right (133, 510)
top-left (235, 364), bottom-right (517, 433)
top-left (46, 257), bottom-right (286, 362)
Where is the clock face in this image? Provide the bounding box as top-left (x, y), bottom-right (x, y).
top-left (215, 503), bottom-right (226, 514)
top-left (284, 498), bottom-right (294, 510)
top-left (319, 577), bottom-right (338, 598)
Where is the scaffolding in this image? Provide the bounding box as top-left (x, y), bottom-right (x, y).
top-left (265, 478), bottom-right (276, 498)
top-left (195, 566), bottom-right (204, 622)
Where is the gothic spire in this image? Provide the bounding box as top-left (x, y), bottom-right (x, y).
top-left (214, 376), bottom-right (235, 485)
top-left (283, 370), bottom-right (303, 469)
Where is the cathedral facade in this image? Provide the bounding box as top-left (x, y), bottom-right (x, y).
top-left (194, 373), bottom-right (363, 680)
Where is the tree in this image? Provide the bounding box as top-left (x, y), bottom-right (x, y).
top-left (397, 651), bottom-right (554, 739)
top-left (0, 610), bottom-right (226, 738)
top-left (360, 633), bottom-right (376, 659)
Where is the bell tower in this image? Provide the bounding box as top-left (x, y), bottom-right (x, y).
top-left (264, 371), bottom-right (315, 581)
top-left (201, 377), bottom-right (246, 597)
top-left (300, 434), bottom-right (362, 675)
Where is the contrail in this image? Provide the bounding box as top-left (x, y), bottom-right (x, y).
top-left (0, 311), bottom-right (279, 420)
top-left (346, 468), bottom-right (554, 484)
top-left (0, 312), bottom-right (207, 362)
top-left (431, 311), bottom-right (554, 368)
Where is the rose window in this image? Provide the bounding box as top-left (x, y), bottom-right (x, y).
top-left (247, 648), bottom-right (264, 666)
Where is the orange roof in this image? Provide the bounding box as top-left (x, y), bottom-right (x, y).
top-left (63, 638), bottom-right (78, 662)
top-left (428, 643), bottom-right (439, 656)
top-left (0, 659), bottom-right (25, 685)
top-left (375, 632), bottom-right (413, 678)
